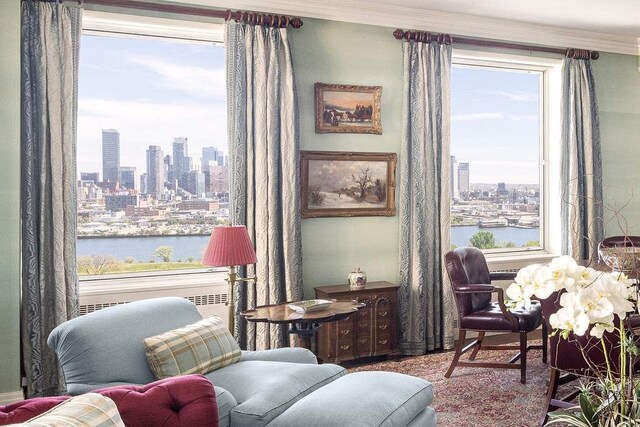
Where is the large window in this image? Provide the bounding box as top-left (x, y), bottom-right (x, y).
top-left (450, 54), bottom-right (551, 254)
top-left (77, 17), bottom-right (227, 277)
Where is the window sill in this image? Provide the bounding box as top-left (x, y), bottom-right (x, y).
top-left (484, 250), bottom-right (559, 271)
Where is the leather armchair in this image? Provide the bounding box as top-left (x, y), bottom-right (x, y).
top-left (444, 247), bottom-right (547, 384)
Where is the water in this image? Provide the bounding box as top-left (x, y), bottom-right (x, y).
top-left (451, 226), bottom-right (540, 248)
top-left (77, 235), bottom-right (211, 262)
top-left (77, 226), bottom-right (540, 261)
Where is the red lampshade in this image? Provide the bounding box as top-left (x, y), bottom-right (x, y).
top-left (202, 225), bottom-right (258, 267)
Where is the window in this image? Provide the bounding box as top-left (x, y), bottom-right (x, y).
top-left (77, 13), bottom-right (227, 277)
top-left (450, 52), bottom-right (559, 255)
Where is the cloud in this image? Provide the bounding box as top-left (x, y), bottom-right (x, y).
top-left (492, 90), bottom-right (538, 102)
top-left (452, 112), bottom-right (504, 122)
top-left (77, 98), bottom-right (226, 176)
top-left (125, 54), bottom-right (225, 100)
top-left (508, 114), bottom-right (538, 121)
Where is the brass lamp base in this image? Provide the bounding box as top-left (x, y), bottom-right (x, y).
top-left (226, 265), bottom-right (256, 333)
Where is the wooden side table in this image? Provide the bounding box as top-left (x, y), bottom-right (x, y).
top-left (315, 281), bottom-right (400, 363)
top-left (240, 301), bottom-right (364, 350)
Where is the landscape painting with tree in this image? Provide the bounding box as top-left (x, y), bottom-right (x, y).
top-left (301, 151), bottom-right (396, 218)
top-left (315, 83), bottom-right (382, 134)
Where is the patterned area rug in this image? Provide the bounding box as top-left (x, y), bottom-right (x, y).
top-left (350, 347), bottom-right (557, 427)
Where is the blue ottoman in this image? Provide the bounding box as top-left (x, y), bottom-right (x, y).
top-left (267, 371), bottom-right (436, 427)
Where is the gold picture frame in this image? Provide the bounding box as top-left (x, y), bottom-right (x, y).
top-left (314, 83), bottom-right (382, 134)
top-left (301, 151), bottom-right (396, 218)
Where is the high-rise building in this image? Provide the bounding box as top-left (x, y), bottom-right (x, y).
top-left (458, 162), bottom-right (470, 199)
top-left (146, 146), bottom-right (164, 198)
top-left (118, 167), bottom-right (137, 191)
top-left (139, 173), bottom-right (148, 195)
top-left (183, 170), bottom-right (205, 196)
top-left (164, 154), bottom-right (173, 183)
top-left (80, 172), bottom-right (100, 184)
top-left (450, 156), bottom-right (459, 200)
top-left (102, 129), bottom-right (120, 183)
top-left (172, 137), bottom-right (191, 187)
top-left (204, 165), bottom-right (229, 194)
top-left (202, 147), bottom-right (220, 168)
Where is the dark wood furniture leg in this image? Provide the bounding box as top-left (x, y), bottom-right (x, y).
top-left (469, 331), bottom-right (485, 360)
top-left (519, 331), bottom-right (527, 384)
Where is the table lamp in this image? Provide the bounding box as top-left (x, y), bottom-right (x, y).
top-left (202, 225), bottom-right (257, 332)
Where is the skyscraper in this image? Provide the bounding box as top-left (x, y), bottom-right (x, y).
top-left (146, 145), bottom-right (164, 198)
top-left (118, 167), bottom-right (137, 191)
top-left (102, 129), bottom-right (120, 183)
top-left (450, 156), bottom-right (459, 200)
top-left (202, 147), bottom-right (219, 168)
top-left (80, 172), bottom-right (100, 185)
top-left (458, 162), bottom-right (470, 199)
top-left (172, 137), bottom-right (191, 187)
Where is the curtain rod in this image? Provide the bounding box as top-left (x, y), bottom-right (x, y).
top-left (393, 29), bottom-right (599, 60)
top-left (76, 0), bottom-right (303, 28)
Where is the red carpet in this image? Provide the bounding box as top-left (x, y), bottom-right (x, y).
top-left (350, 348), bottom-right (556, 427)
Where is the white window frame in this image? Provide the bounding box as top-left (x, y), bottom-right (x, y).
top-left (451, 49), bottom-right (563, 268)
top-left (78, 11), bottom-right (227, 286)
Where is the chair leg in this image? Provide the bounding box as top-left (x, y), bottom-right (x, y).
top-left (520, 331), bottom-right (527, 384)
top-left (541, 322), bottom-right (548, 364)
top-left (539, 368), bottom-right (560, 427)
top-left (445, 329), bottom-right (467, 379)
top-left (469, 331), bottom-right (484, 361)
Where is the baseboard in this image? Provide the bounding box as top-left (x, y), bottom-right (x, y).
top-left (0, 390), bottom-right (24, 404)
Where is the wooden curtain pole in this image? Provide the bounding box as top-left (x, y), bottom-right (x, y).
top-left (78, 0), bottom-right (303, 28)
top-left (393, 28), bottom-right (599, 60)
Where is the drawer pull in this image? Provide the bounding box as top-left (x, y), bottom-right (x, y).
top-left (378, 340), bottom-right (388, 345)
top-left (378, 311), bottom-right (388, 317)
top-left (340, 345), bottom-right (350, 350)
top-left (340, 329), bottom-right (350, 335)
top-left (378, 324), bottom-right (388, 330)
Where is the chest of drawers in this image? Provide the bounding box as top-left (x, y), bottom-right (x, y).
top-left (314, 281), bottom-right (399, 363)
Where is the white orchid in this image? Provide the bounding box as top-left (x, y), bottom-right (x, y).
top-left (549, 306), bottom-right (590, 336)
top-left (548, 256), bottom-right (579, 290)
top-left (506, 264), bottom-right (554, 308)
top-left (588, 314), bottom-right (616, 339)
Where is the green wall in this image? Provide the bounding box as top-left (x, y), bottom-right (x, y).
top-left (290, 19), bottom-right (404, 298)
top-left (0, 0), bottom-right (23, 396)
top-left (592, 53), bottom-right (640, 235)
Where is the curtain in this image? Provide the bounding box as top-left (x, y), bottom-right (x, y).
top-left (21, 0), bottom-right (81, 397)
top-left (398, 39), bottom-right (455, 355)
top-left (225, 22), bottom-right (303, 350)
top-left (560, 56), bottom-right (603, 261)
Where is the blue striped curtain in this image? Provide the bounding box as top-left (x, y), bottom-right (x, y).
top-left (560, 56), bottom-right (603, 261)
top-left (225, 21), bottom-right (303, 350)
top-left (398, 39), bottom-right (455, 354)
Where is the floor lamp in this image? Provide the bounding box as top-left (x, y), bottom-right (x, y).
top-left (202, 225), bottom-right (257, 333)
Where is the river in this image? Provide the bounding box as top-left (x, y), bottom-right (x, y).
top-left (77, 226), bottom-right (540, 260)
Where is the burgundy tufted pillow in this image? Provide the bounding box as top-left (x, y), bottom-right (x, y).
top-left (0, 375), bottom-right (218, 427)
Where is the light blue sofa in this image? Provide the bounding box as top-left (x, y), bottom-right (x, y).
top-left (48, 297), bottom-right (435, 426)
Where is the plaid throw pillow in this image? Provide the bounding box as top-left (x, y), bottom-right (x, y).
top-left (144, 317), bottom-right (241, 379)
top-left (10, 393), bottom-right (124, 426)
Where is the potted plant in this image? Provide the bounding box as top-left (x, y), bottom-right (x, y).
top-left (506, 256), bottom-right (640, 426)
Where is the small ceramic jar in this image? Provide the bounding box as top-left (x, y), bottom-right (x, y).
top-left (348, 267), bottom-right (367, 289)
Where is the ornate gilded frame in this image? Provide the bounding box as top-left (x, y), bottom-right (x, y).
top-left (301, 151), bottom-right (396, 218)
top-left (314, 83), bottom-right (383, 134)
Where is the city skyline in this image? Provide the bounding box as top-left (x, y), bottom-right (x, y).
top-left (77, 34), bottom-right (226, 177)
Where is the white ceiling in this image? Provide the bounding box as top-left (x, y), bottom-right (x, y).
top-left (376, 0), bottom-right (640, 37)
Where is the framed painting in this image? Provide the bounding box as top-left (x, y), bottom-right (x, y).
top-left (301, 151), bottom-right (396, 218)
top-left (315, 83), bottom-right (382, 134)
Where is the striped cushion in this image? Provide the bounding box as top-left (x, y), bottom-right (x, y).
top-left (10, 393), bottom-right (124, 426)
top-left (144, 317), bottom-right (241, 379)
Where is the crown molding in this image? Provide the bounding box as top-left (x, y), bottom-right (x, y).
top-left (179, 0), bottom-right (639, 55)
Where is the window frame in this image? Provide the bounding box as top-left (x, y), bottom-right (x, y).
top-left (451, 49), bottom-right (562, 261)
top-left (78, 11), bottom-right (227, 284)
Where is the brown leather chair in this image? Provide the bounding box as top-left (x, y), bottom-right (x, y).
top-left (444, 247), bottom-right (547, 384)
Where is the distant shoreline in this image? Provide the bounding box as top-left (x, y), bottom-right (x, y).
top-left (77, 233), bottom-right (211, 240)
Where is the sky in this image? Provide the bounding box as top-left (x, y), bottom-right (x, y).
top-left (451, 65), bottom-right (541, 185)
top-left (77, 35), bottom-right (226, 178)
top-left (77, 34), bottom-right (540, 186)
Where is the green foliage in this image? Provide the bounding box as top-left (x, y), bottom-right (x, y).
top-left (153, 246), bottom-right (173, 262)
top-left (523, 240), bottom-right (541, 247)
top-left (469, 231), bottom-right (496, 249)
top-left (77, 255), bottom-right (120, 275)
